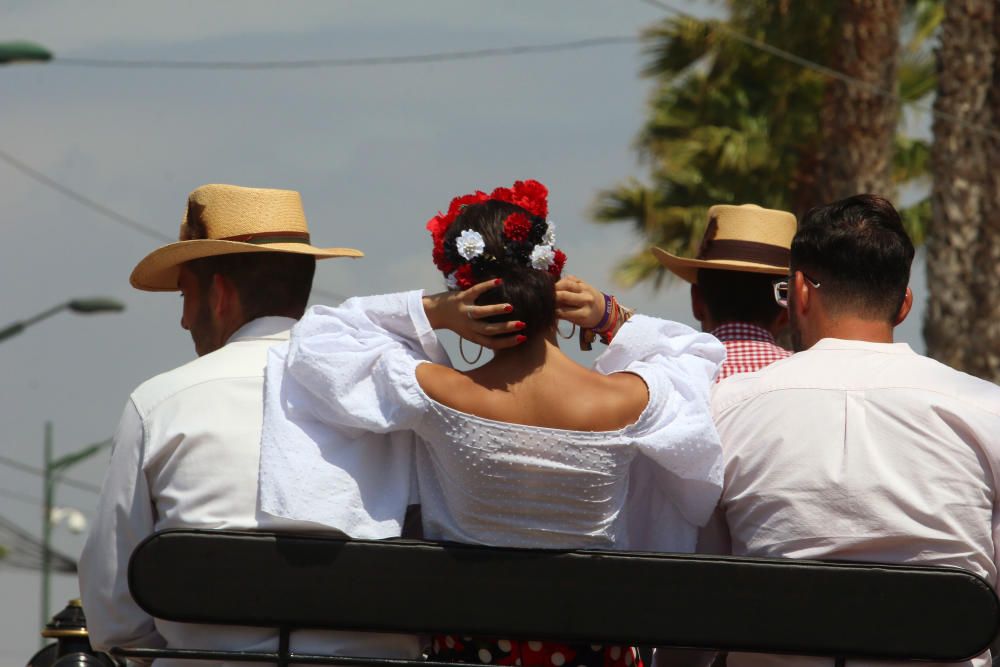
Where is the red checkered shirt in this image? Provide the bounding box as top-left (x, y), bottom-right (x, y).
top-left (711, 322), bottom-right (791, 382)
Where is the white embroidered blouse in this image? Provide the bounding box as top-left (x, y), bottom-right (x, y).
top-left (260, 290), bottom-right (726, 553)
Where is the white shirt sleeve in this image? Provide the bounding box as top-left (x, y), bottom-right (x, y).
top-left (280, 290), bottom-right (450, 433)
top-left (78, 400), bottom-right (166, 652)
top-left (595, 315), bottom-right (726, 546)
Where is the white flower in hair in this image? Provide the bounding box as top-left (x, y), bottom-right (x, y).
top-left (543, 220), bottom-right (556, 246)
top-left (444, 271), bottom-right (459, 290)
top-left (530, 244), bottom-right (556, 270)
top-left (456, 230), bottom-right (486, 260)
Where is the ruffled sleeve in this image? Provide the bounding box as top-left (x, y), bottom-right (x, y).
top-left (258, 290), bottom-right (449, 538)
top-left (281, 290), bottom-right (451, 433)
top-left (594, 315), bottom-right (726, 549)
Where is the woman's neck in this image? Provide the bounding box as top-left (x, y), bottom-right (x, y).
top-left (472, 330), bottom-right (563, 385)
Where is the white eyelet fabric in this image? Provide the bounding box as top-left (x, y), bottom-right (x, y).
top-left (260, 291), bottom-right (726, 553)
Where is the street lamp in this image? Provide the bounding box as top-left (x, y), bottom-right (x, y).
top-left (0, 297), bottom-right (125, 343)
top-left (41, 423), bottom-right (113, 637)
top-left (0, 41), bottom-right (52, 65)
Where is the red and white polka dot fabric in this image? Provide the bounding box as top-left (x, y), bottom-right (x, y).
top-left (430, 635), bottom-right (642, 667)
top-left (711, 322), bottom-right (791, 382)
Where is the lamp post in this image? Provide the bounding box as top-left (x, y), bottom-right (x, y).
top-left (41, 423), bottom-right (113, 637)
top-left (0, 298), bottom-right (125, 343)
top-left (0, 41), bottom-right (52, 65)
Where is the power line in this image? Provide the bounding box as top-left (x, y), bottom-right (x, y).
top-left (0, 145), bottom-right (351, 301)
top-left (0, 147), bottom-right (173, 243)
top-left (640, 0), bottom-right (1000, 142)
top-left (50, 36), bottom-right (638, 70)
top-left (0, 454), bottom-right (102, 494)
top-left (0, 487), bottom-right (43, 507)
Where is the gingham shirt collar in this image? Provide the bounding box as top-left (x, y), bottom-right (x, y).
top-left (710, 321), bottom-right (778, 345)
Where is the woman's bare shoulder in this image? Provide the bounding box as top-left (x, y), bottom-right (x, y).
top-left (415, 362), bottom-right (480, 407)
top-left (588, 370), bottom-right (651, 428)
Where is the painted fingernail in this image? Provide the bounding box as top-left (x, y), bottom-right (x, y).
top-left (494, 278), bottom-right (503, 285)
top-left (515, 321), bottom-right (526, 329)
top-left (516, 335), bottom-right (527, 343)
top-left (504, 305), bottom-right (514, 313)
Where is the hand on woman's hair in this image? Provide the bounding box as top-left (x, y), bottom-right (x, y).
top-left (423, 279), bottom-right (527, 350)
top-left (555, 275), bottom-right (607, 329)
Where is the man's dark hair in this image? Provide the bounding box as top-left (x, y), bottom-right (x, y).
top-left (792, 194), bottom-right (914, 322)
top-left (186, 252), bottom-right (316, 321)
top-left (696, 269), bottom-right (784, 328)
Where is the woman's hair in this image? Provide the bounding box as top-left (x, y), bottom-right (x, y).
top-left (444, 200), bottom-right (556, 338)
top-left (426, 180), bottom-right (565, 340)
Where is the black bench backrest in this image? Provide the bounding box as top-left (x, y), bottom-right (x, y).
top-left (129, 529), bottom-right (999, 661)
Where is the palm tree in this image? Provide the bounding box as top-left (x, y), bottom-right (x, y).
top-left (818, 0), bottom-right (905, 201)
top-left (926, 0), bottom-right (997, 377)
top-left (597, 0), bottom-right (937, 287)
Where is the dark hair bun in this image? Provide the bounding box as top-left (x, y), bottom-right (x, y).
top-left (444, 200), bottom-right (557, 338)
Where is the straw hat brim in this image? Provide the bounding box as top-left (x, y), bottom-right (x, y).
top-left (651, 246), bottom-right (788, 285)
top-left (130, 239), bottom-right (364, 291)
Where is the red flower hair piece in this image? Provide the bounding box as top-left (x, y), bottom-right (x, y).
top-left (432, 245), bottom-right (455, 275)
top-left (426, 180), bottom-right (559, 289)
top-left (453, 263), bottom-right (476, 290)
top-left (549, 249), bottom-right (567, 277)
top-left (502, 212), bottom-right (532, 242)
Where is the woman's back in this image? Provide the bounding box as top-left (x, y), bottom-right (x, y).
top-left (409, 340), bottom-right (660, 549)
top-left (417, 346), bottom-right (649, 432)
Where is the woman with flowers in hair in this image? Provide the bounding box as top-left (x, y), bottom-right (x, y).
top-left (260, 181), bottom-right (725, 667)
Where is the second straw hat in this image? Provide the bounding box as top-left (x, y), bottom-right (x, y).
top-left (652, 204), bottom-right (796, 284)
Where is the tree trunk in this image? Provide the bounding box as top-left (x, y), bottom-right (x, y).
top-left (925, 0), bottom-right (995, 372)
top-left (967, 4), bottom-right (1000, 381)
top-left (818, 0), bottom-right (905, 202)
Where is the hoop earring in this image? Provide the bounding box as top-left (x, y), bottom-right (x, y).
top-left (459, 337), bottom-right (484, 365)
top-left (557, 321), bottom-right (577, 340)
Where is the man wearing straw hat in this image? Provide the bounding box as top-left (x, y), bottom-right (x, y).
top-left (79, 184), bottom-right (422, 664)
top-left (652, 204), bottom-right (795, 381)
top-left (558, 204), bottom-right (794, 382)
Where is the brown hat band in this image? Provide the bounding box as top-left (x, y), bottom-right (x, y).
top-left (220, 231), bottom-right (312, 245)
top-left (699, 239), bottom-right (790, 267)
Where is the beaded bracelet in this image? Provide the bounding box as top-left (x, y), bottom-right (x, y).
top-left (592, 293), bottom-right (614, 332)
top-left (579, 295), bottom-right (635, 351)
top-left (599, 302), bottom-right (634, 345)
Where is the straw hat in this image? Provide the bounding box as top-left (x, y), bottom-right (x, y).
top-left (652, 204), bottom-right (796, 284)
top-left (130, 184), bottom-right (363, 291)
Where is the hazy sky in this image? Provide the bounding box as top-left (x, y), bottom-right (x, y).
top-left (0, 1), bottom-right (928, 661)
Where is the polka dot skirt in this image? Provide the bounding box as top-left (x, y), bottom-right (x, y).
top-left (430, 635), bottom-right (642, 667)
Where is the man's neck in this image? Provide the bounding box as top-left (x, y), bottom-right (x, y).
top-left (812, 317), bottom-right (894, 346)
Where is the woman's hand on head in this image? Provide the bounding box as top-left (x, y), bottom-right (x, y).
top-left (555, 275), bottom-right (607, 328)
top-left (422, 279), bottom-right (526, 350)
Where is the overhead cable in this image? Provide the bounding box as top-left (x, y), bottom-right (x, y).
top-left (0, 147), bottom-right (173, 242)
top-left (0, 453), bottom-right (102, 494)
top-left (640, 0), bottom-right (1000, 141)
top-left (50, 36), bottom-right (638, 70)
top-left (0, 146), bottom-right (348, 301)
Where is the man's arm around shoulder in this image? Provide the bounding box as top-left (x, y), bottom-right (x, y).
top-left (78, 399), bottom-right (166, 652)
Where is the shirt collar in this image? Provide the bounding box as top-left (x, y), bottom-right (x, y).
top-left (710, 322), bottom-right (777, 344)
top-left (809, 337), bottom-right (915, 355)
top-left (227, 316), bottom-right (296, 345)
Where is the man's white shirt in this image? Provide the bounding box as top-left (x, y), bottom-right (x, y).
top-left (78, 316), bottom-right (421, 667)
top-left (708, 338), bottom-right (1000, 667)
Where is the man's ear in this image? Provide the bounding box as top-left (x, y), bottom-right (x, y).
top-left (691, 283), bottom-right (706, 323)
top-left (210, 273), bottom-right (239, 319)
top-left (793, 270), bottom-right (811, 317)
top-left (893, 287), bottom-right (913, 326)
